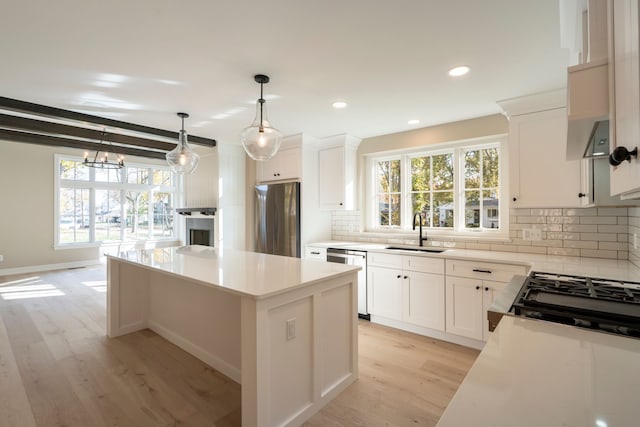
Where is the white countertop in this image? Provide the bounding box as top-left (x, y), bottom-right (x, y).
top-left (436, 315), bottom-right (640, 427)
top-left (107, 245), bottom-right (360, 299)
top-left (309, 240), bottom-right (640, 282)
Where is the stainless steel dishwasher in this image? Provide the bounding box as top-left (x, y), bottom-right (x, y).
top-left (326, 248), bottom-right (369, 320)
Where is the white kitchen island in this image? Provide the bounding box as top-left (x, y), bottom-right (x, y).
top-left (106, 245), bottom-right (360, 427)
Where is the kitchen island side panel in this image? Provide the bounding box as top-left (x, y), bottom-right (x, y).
top-left (147, 270), bottom-right (242, 382)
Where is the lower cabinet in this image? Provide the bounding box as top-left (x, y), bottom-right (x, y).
top-left (445, 276), bottom-right (503, 341)
top-left (445, 259), bottom-right (527, 341)
top-left (368, 253), bottom-right (445, 331)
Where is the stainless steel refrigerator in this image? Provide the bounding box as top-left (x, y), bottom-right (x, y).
top-left (254, 182), bottom-right (301, 257)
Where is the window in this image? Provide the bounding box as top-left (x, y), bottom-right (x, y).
top-left (56, 156), bottom-right (179, 247)
top-left (369, 138), bottom-right (505, 235)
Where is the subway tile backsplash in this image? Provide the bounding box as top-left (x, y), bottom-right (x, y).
top-left (331, 207), bottom-right (639, 263)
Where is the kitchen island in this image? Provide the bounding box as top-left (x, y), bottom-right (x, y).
top-left (106, 245), bottom-right (360, 427)
top-left (436, 315), bottom-right (640, 426)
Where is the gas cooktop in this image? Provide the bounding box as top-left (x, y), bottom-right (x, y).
top-left (510, 271), bottom-right (640, 338)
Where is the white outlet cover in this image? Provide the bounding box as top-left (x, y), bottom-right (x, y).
top-left (522, 229), bottom-right (532, 240)
top-left (531, 228), bottom-right (542, 241)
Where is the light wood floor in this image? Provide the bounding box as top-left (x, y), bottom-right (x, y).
top-left (0, 266), bottom-right (479, 427)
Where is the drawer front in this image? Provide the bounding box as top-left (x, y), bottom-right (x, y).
top-left (304, 246), bottom-right (327, 261)
top-left (367, 252), bottom-right (403, 268)
top-left (446, 259), bottom-right (527, 283)
top-left (402, 256), bottom-right (445, 274)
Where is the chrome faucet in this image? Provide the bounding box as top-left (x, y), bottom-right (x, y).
top-left (412, 212), bottom-right (428, 246)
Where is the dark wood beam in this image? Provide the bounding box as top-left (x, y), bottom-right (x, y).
top-left (0, 113), bottom-right (177, 151)
top-left (0, 96), bottom-right (217, 147)
top-left (0, 129), bottom-right (166, 159)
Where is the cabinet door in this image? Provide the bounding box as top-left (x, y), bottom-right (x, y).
top-left (276, 148), bottom-right (301, 181)
top-left (318, 146), bottom-right (345, 209)
top-left (405, 271), bottom-right (445, 331)
top-left (368, 266), bottom-right (403, 321)
top-left (481, 280), bottom-right (504, 341)
top-left (445, 276), bottom-right (483, 340)
top-left (509, 108), bottom-right (583, 207)
top-left (255, 148), bottom-right (301, 182)
top-left (610, 0), bottom-right (640, 196)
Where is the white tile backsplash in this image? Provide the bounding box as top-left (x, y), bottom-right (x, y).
top-left (331, 206), bottom-right (640, 261)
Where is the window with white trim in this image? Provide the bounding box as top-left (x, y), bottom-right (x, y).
top-left (368, 138), bottom-right (506, 235)
top-left (55, 156), bottom-right (179, 247)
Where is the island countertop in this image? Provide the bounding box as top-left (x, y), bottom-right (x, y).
top-left (436, 315), bottom-right (640, 427)
top-left (106, 245), bottom-right (360, 300)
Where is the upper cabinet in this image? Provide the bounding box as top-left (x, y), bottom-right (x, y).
top-left (609, 0), bottom-right (640, 198)
top-left (255, 140), bottom-right (301, 183)
top-left (498, 91), bottom-right (587, 208)
top-left (317, 134), bottom-right (361, 210)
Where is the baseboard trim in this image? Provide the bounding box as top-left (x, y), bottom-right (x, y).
top-left (370, 315), bottom-right (485, 350)
top-left (0, 259), bottom-right (103, 277)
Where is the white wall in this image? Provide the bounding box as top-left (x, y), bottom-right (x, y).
top-left (0, 140), bottom-right (101, 270)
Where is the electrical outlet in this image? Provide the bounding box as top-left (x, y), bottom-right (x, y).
top-left (286, 318), bottom-right (296, 340)
top-left (522, 229), bottom-right (532, 240)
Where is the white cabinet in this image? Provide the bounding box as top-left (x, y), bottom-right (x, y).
top-left (609, 0), bottom-right (640, 198)
top-left (317, 134), bottom-right (360, 210)
top-left (304, 245), bottom-right (326, 261)
top-left (445, 259), bottom-right (527, 341)
top-left (368, 252), bottom-right (445, 331)
top-left (256, 146), bottom-right (301, 182)
top-left (369, 265), bottom-right (404, 321)
top-left (498, 91), bottom-right (586, 207)
top-left (445, 276), bottom-right (484, 341)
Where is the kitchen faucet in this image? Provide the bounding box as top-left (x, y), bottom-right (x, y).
top-left (412, 212), bottom-right (428, 247)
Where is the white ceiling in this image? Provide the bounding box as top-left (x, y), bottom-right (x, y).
top-left (1, 0), bottom-right (570, 146)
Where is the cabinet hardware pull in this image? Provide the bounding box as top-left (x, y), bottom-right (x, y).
top-left (472, 268), bottom-right (492, 274)
top-left (578, 193), bottom-right (586, 198)
top-left (475, 285), bottom-right (480, 290)
top-left (403, 275), bottom-right (408, 279)
top-left (396, 275), bottom-right (401, 279)
top-left (485, 287), bottom-right (489, 291)
top-left (310, 251), bottom-right (320, 255)
top-left (512, 197), bottom-right (517, 202)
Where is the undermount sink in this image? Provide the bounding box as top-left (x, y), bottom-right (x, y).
top-left (385, 246), bottom-right (448, 253)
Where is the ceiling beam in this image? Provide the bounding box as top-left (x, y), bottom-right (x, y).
top-left (0, 96), bottom-right (217, 147)
top-left (0, 113), bottom-right (177, 151)
top-left (0, 129), bottom-right (166, 159)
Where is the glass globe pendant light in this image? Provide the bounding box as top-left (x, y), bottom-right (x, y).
top-left (241, 74), bottom-right (283, 161)
top-left (166, 112), bottom-right (200, 174)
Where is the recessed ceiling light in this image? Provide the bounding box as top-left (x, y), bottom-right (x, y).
top-left (332, 101), bottom-right (348, 109)
top-left (408, 119), bottom-right (420, 125)
top-left (448, 66), bottom-right (470, 77)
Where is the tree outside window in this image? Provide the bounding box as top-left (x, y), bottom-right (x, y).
top-left (376, 159), bottom-right (401, 227)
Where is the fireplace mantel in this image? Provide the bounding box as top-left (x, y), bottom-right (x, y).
top-left (176, 207), bottom-right (216, 216)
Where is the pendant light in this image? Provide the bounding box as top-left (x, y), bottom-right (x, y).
top-left (241, 74), bottom-right (283, 161)
top-left (83, 131), bottom-right (124, 169)
top-left (166, 112), bottom-right (200, 174)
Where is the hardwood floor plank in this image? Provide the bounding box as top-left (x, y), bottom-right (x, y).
top-left (0, 313), bottom-right (37, 427)
top-left (0, 266), bottom-right (479, 427)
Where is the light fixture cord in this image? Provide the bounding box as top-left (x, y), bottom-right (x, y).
top-left (258, 81), bottom-right (264, 133)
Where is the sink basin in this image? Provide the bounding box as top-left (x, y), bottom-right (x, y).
top-left (385, 246), bottom-right (447, 253)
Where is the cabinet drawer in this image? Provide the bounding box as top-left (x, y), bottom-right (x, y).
top-left (304, 246), bottom-right (327, 261)
top-left (402, 256), bottom-right (444, 275)
top-left (446, 259), bottom-right (527, 283)
top-left (367, 252), bottom-right (403, 268)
